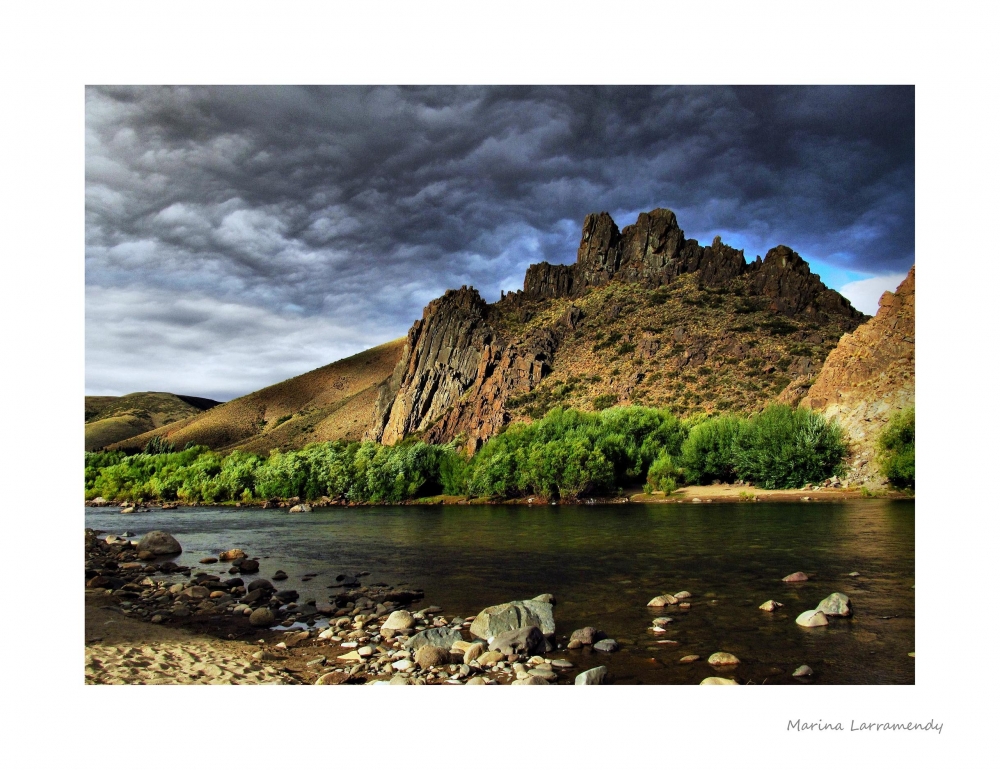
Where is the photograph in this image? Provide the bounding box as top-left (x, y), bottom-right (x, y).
top-left (83, 85), bottom-right (915, 687)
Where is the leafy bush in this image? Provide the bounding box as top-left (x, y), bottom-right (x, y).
top-left (732, 404), bottom-right (846, 489)
top-left (878, 407), bottom-right (915, 489)
top-left (647, 451), bottom-right (682, 494)
top-left (680, 414), bottom-right (747, 484)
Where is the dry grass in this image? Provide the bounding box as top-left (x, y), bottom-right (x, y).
top-left (85, 392), bottom-right (220, 451)
top-left (500, 273), bottom-right (857, 421)
top-left (108, 338), bottom-right (405, 454)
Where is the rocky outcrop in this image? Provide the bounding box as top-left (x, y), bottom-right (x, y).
top-left (521, 209), bottom-right (862, 325)
top-left (369, 208), bottom-right (866, 449)
top-left (367, 287), bottom-right (560, 451)
top-left (797, 267), bottom-right (915, 486)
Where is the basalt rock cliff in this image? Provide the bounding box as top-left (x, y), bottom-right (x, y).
top-left (794, 266), bottom-right (915, 487)
top-left (368, 208), bottom-right (867, 452)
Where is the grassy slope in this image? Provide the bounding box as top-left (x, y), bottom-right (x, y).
top-left (107, 338), bottom-right (405, 455)
top-left (85, 392), bottom-right (222, 451)
top-left (495, 273), bottom-right (861, 422)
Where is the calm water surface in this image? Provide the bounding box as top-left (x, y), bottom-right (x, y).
top-left (85, 500), bottom-right (915, 684)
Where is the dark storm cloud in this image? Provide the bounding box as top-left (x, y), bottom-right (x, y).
top-left (86, 85), bottom-right (914, 399)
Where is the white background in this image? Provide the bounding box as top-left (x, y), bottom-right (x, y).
top-left (1, 1), bottom-right (995, 767)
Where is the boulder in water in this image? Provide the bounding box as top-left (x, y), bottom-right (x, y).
top-left (136, 530), bottom-right (182, 556)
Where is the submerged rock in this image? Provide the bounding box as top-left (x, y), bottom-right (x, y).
top-left (700, 677), bottom-right (739, 685)
top-left (793, 665), bottom-right (814, 677)
top-left (782, 571), bottom-right (809, 582)
top-left (759, 600), bottom-right (784, 612)
top-left (593, 638), bottom-right (620, 653)
top-left (708, 652), bottom-right (740, 666)
top-left (647, 594), bottom-right (680, 607)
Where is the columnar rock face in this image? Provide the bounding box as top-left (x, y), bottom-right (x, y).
top-left (367, 287), bottom-right (559, 451)
top-left (368, 208), bottom-right (866, 450)
top-left (798, 266), bottom-right (915, 486)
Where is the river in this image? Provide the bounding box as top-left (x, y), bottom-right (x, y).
top-left (85, 499), bottom-right (915, 684)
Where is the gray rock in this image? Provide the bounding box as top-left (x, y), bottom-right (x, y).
top-left (403, 627), bottom-right (464, 651)
top-left (782, 571), bottom-right (809, 582)
top-left (593, 638), bottom-right (619, 653)
top-left (575, 666), bottom-right (607, 685)
top-left (248, 607), bottom-right (275, 627)
top-left (488, 626), bottom-right (546, 656)
top-left (246, 579), bottom-right (274, 593)
top-left (532, 593), bottom-right (555, 604)
top-left (815, 592), bottom-right (852, 617)
top-left (759, 600), bottom-right (784, 612)
top-left (288, 504), bottom-right (312, 513)
top-left (137, 530), bottom-right (182, 556)
top-left (470, 599), bottom-right (555, 639)
top-left (707, 651), bottom-right (740, 666)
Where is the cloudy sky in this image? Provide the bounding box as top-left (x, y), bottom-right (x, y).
top-left (86, 85), bottom-right (914, 402)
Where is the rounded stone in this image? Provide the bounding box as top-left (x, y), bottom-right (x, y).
top-left (136, 531), bottom-right (182, 556)
top-left (415, 645), bottom-right (451, 670)
top-left (782, 571), bottom-right (809, 582)
top-left (795, 609), bottom-right (829, 627)
top-left (248, 607), bottom-right (275, 627)
top-left (708, 651), bottom-right (740, 666)
top-left (793, 665), bottom-right (814, 677)
top-left (700, 677), bottom-right (739, 685)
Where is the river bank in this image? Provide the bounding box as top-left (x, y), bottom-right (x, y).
top-left (85, 482), bottom-right (913, 511)
top-left (84, 498), bottom-right (916, 685)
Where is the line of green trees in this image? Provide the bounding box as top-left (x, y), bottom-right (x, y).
top-left (85, 404), bottom-right (851, 504)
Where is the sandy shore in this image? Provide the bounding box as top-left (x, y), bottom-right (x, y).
top-left (85, 591), bottom-right (296, 685)
top-left (630, 484), bottom-right (911, 503)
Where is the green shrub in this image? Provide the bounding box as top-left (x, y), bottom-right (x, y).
top-left (680, 414), bottom-right (747, 484)
top-left (878, 407), bottom-right (915, 489)
top-left (647, 450), bottom-right (682, 493)
top-left (733, 404), bottom-right (846, 489)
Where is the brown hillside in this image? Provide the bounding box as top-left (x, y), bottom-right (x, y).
top-left (85, 392), bottom-right (221, 451)
top-left (795, 266), bottom-right (915, 487)
top-left (108, 338), bottom-right (405, 455)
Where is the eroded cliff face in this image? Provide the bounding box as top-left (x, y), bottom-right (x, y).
top-left (368, 208), bottom-right (867, 451)
top-left (366, 288), bottom-right (561, 451)
top-left (798, 267), bottom-right (915, 486)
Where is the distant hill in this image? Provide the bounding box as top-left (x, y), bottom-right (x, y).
top-left (107, 338), bottom-right (405, 455)
top-left (85, 392), bottom-right (222, 451)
